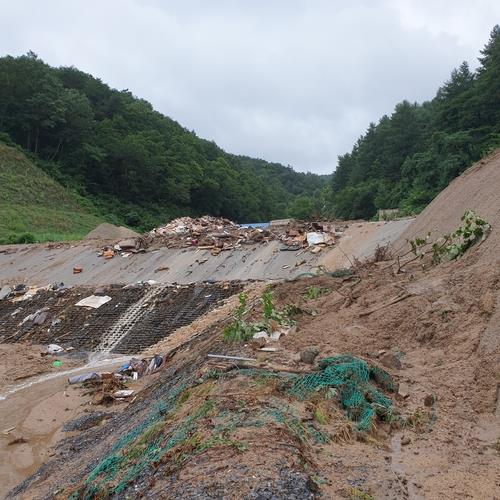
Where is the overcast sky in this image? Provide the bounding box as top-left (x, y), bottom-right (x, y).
top-left (1, 1), bottom-right (498, 174)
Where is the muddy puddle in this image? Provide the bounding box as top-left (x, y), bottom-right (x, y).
top-left (0, 355), bottom-right (129, 497)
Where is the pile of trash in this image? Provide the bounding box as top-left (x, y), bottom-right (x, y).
top-left (96, 216), bottom-right (345, 256)
top-left (68, 354), bottom-right (165, 404)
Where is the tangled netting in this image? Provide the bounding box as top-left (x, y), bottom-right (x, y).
top-left (71, 355), bottom-right (393, 498)
top-left (288, 355), bottom-right (394, 431)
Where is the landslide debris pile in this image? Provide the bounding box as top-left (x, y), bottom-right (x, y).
top-left (104, 215), bottom-right (345, 256)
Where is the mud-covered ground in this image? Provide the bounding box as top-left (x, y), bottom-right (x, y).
top-left (6, 244), bottom-right (499, 499)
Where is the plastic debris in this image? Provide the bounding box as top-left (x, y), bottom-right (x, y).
top-left (0, 285), bottom-right (12, 300)
top-left (113, 389), bottom-right (134, 398)
top-left (68, 372), bottom-right (100, 384)
top-left (52, 360), bottom-right (63, 367)
top-left (47, 344), bottom-right (64, 354)
top-left (75, 295), bottom-right (112, 309)
top-left (306, 232), bottom-right (326, 246)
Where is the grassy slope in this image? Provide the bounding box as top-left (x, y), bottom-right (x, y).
top-left (0, 143), bottom-right (103, 243)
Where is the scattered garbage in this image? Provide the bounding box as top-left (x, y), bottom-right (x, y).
top-left (113, 389), bottom-right (134, 398)
top-left (12, 284), bottom-right (27, 296)
top-left (117, 355), bottom-right (164, 379)
top-left (75, 295), bottom-right (112, 309)
top-left (52, 360), bottom-right (63, 367)
top-left (47, 344), bottom-right (64, 354)
top-left (306, 232), bottom-right (326, 246)
top-left (19, 307), bottom-right (50, 326)
top-left (95, 215), bottom-right (345, 255)
top-left (0, 285), bottom-right (12, 300)
top-left (73, 266), bottom-right (83, 274)
top-left (207, 353), bottom-right (257, 362)
top-left (103, 249), bottom-right (114, 259)
top-left (68, 372), bottom-right (100, 384)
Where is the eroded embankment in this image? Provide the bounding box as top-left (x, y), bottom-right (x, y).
top-left (7, 252), bottom-right (500, 499)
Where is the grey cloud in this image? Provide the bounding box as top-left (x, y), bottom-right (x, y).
top-left (1, 0), bottom-right (498, 173)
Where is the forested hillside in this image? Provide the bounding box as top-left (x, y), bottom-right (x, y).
top-left (329, 25), bottom-right (500, 219)
top-left (0, 54), bottom-right (326, 229)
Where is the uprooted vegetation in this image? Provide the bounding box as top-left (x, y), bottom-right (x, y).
top-left (398, 209), bottom-right (491, 271)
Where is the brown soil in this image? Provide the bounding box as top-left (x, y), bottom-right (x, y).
top-left (84, 223), bottom-right (139, 240)
top-left (0, 344), bottom-right (83, 391)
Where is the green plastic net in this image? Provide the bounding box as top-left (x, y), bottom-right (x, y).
top-left (72, 355), bottom-right (393, 497)
top-left (288, 355), bottom-right (394, 431)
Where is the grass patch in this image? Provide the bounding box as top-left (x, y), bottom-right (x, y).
top-left (0, 144), bottom-right (103, 242)
top-left (302, 285), bottom-right (331, 300)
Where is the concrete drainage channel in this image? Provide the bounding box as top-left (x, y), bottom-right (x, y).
top-left (0, 282), bottom-right (244, 354)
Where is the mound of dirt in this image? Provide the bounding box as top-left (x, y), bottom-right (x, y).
top-left (394, 149), bottom-right (500, 261)
top-left (84, 223), bottom-right (139, 240)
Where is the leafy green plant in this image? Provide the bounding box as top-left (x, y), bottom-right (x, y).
top-left (400, 210), bottom-right (491, 271)
top-left (302, 286), bottom-right (331, 300)
top-left (223, 292), bottom-right (256, 342)
top-left (223, 288), bottom-right (295, 342)
top-left (260, 287), bottom-right (274, 321)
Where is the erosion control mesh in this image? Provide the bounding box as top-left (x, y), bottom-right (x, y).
top-left (71, 355), bottom-right (394, 498)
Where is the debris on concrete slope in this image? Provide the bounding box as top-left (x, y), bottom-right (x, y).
top-left (75, 294), bottom-right (112, 309)
top-left (95, 215), bottom-right (347, 257)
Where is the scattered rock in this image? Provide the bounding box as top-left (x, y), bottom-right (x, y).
top-left (379, 352), bottom-right (402, 370)
top-left (62, 412), bottom-right (112, 432)
top-left (250, 337), bottom-right (267, 350)
top-left (300, 346), bottom-right (320, 364)
top-left (397, 382), bottom-right (410, 400)
top-left (401, 435), bottom-right (411, 446)
top-left (424, 394), bottom-right (436, 407)
top-left (117, 238), bottom-right (137, 249)
top-left (94, 287), bottom-right (106, 296)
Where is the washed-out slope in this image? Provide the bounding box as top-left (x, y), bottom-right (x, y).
top-left (0, 143), bottom-right (103, 242)
top-left (394, 148), bottom-right (500, 260)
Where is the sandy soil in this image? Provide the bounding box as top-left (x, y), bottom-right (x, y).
top-left (320, 218), bottom-right (413, 270)
top-left (0, 344), bottom-right (83, 391)
top-left (0, 357), bottom-right (155, 498)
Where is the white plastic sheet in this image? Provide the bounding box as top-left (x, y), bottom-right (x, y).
top-left (75, 295), bottom-right (111, 309)
top-left (306, 232), bottom-right (326, 246)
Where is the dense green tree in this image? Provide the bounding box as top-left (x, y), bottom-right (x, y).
top-left (0, 54), bottom-right (327, 228)
top-left (329, 25), bottom-right (500, 219)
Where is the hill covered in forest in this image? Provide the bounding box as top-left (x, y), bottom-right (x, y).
top-left (0, 54), bottom-right (327, 231)
top-left (328, 25), bottom-right (500, 219)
